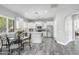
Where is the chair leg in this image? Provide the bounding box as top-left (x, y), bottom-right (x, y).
top-left (20, 43), bottom-right (24, 51)
top-left (18, 49), bottom-right (20, 55)
top-left (10, 49), bottom-right (14, 54)
top-left (8, 47), bottom-right (10, 55)
top-left (18, 44), bottom-right (20, 55)
top-left (22, 43), bottom-right (24, 50)
top-left (29, 44), bottom-right (31, 49)
top-left (0, 47), bottom-right (2, 52)
top-left (29, 40), bottom-right (31, 49)
top-left (21, 42), bottom-right (24, 50)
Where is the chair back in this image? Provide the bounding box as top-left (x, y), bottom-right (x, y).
top-left (0, 34), bottom-right (7, 45)
top-left (29, 33), bottom-right (31, 40)
top-left (5, 34), bottom-right (10, 45)
top-left (20, 32), bottom-right (24, 39)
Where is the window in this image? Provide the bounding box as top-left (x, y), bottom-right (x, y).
top-left (0, 16), bottom-right (15, 34)
top-left (8, 19), bottom-right (14, 32)
top-left (16, 17), bottom-right (25, 31)
top-left (0, 16), bottom-right (6, 33)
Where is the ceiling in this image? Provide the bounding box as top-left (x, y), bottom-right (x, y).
top-left (2, 4), bottom-right (58, 20)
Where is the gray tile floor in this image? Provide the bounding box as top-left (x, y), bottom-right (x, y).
top-left (0, 37), bottom-right (79, 55)
top-left (21, 37), bottom-right (79, 55)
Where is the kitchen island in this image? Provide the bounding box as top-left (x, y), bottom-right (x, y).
top-left (30, 32), bottom-right (43, 43)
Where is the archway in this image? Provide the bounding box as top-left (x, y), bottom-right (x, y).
top-left (65, 12), bottom-right (79, 45)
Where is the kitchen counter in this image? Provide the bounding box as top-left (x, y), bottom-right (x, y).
top-left (29, 32), bottom-right (43, 43)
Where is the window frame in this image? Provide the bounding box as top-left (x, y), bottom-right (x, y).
top-left (0, 15), bottom-right (15, 34)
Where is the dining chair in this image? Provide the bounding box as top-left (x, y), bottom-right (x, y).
top-left (0, 34), bottom-right (10, 55)
top-left (6, 33), bottom-right (23, 55)
top-left (20, 32), bottom-right (32, 49)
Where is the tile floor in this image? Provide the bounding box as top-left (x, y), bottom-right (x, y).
top-left (0, 37), bottom-right (79, 55)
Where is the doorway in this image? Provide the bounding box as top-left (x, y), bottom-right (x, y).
top-left (65, 15), bottom-right (75, 44)
top-left (64, 13), bottom-right (79, 54)
top-left (72, 14), bottom-right (79, 40)
top-left (47, 25), bottom-right (53, 38)
top-left (72, 14), bottom-right (79, 51)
